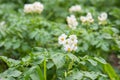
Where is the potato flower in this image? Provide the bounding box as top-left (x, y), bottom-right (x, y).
top-left (24, 2), bottom-right (44, 14)
top-left (32, 2), bottom-right (44, 14)
top-left (64, 38), bottom-right (72, 45)
top-left (69, 35), bottom-right (78, 44)
top-left (66, 15), bottom-right (78, 29)
top-left (86, 12), bottom-right (94, 23)
top-left (69, 5), bottom-right (82, 13)
top-left (58, 34), bottom-right (67, 45)
top-left (64, 45), bottom-right (73, 52)
top-left (80, 12), bottom-right (94, 24)
top-left (98, 12), bottom-right (108, 25)
top-left (24, 4), bottom-right (33, 13)
top-left (72, 44), bottom-right (78, 51)
top-left (58, 34), bottom-right (78, 52)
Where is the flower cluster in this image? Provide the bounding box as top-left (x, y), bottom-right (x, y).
top-left (24, 2), bottom-right (44, 14)
top-left (58, 34), bottom-right (78, 52)
top-left (67, 4), bottom-right (108, 29)
top-left (66, 15), bottom-right (78, 29)
top-left (98, 12), bottom-right (108, 25)
top-left (69, 5), bottom-right (82, 13)
top-left (80, 12), bottom-right (94, 24)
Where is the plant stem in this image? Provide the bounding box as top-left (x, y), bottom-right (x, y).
top-left (44, 58), bottom-right (47, 80)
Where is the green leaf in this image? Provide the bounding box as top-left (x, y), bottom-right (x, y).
top-left (87, 59), bottom-right (97, 66)
top-left (24, 66), bottom-right (36, 79)
top-left (0, 68), bottom-right (21, 78)
top-left (71, 71), bottom-right (83, 80)
top-left (66, 53), bottom-right (79, 62)
top-left (0, 41), bottom-right (5, 47)
top-left (47, 60), bottom-right (54, 69)
top-left (4, 41), bottom-right (12, 49)
top-left (66, 70), bottom-right (83, 80)
top-left (30, 73), bottom-right (40, 80)
top-left (83, 42), bottom-right (89, 51)
top-left (1, 77), bottom-right (15, 80)
top-left (111, 28), bottom-right (119, 33)
top-left (36, 65), bottom-right (44, 80)
top-left (21, 43), bottom-right (30, 51)
top-left (52, 53), bottom-right (65, 69)
top-left (110, 7), bottom-right (120, 18)
top-left (0, 56), bottom-right (20, 67)
top-left (104, 63), bottom-right (120, 80)
top-left (8, 69), bottom-right (22, 77)
top-left (94, 57), bottom-right (107, 64)
top-left (83, 71), bottom-right (99, 80)
top-left (101, 43), bottom-right (109, 51)
top-left (29, 31), bottom-right (38, 39)
top-left (13, 41), bottom-right (21, 49)
top-left (102, 33), bottom-right (112, 39)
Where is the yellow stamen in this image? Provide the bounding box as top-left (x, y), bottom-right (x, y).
top-left (61, 38), bottom-right (64, 41)
top-left (68, 47), bottom-right (71, 52)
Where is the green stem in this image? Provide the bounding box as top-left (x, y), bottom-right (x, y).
top-left (97, 50), bottom-right (100, 56)
top-left (68, 59), bottom-right (74, 70)
top-left (36, 65), bottom-right (44, 80)
top-left (44, 58), bottom-right (47, 80)
top-left (24, 75), bottom-right (29, 80)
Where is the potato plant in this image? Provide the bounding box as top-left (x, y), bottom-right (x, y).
top-left (0, 0), bottom-right (120, 80)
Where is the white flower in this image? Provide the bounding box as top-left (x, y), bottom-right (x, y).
top-left (69, 35), bottom-right (77, 40)
top-left (72, 39), bottom-right (78, 44)
top-left (64, 38), bottom-right (72, 45)
top-left (0, 21), bottom-right (5, 26)
top-left (86, 12), bottom-right (92, 19)
top-left (24, 4), bottom-right (33, 13)
top-left (66, 15), bottom-right (78, 29)
top-left (72, 44), bottom-right (78, 51)
top-left (58, 34), bottom-right (78, 52)
top-left (98, 12), bottom-right (108, 25)
top-left (80, 12), bottom-right (94, 24)
top-left (80, 16), bottom-right (87, 23)
top-left (24, 2), bottom-right (44, 14)
top-left (32, 2), bottom-right (44, 14)
top-left (64, 35), bottom-right (78, 52)
top-left (64, 45), bottom-right (73, 52)
top-left (69, 5), bottom-right (81, 13)
top-left (98, 12), bottom-right (107, 21)
top-left (86, 12), bottom-right (94, 23)
top-left (64, 42), bottom-right (78, 52)
top-left (69, 35), bottom-right (78, 51)
top-left (58, 34), bottom-right (67, 45)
